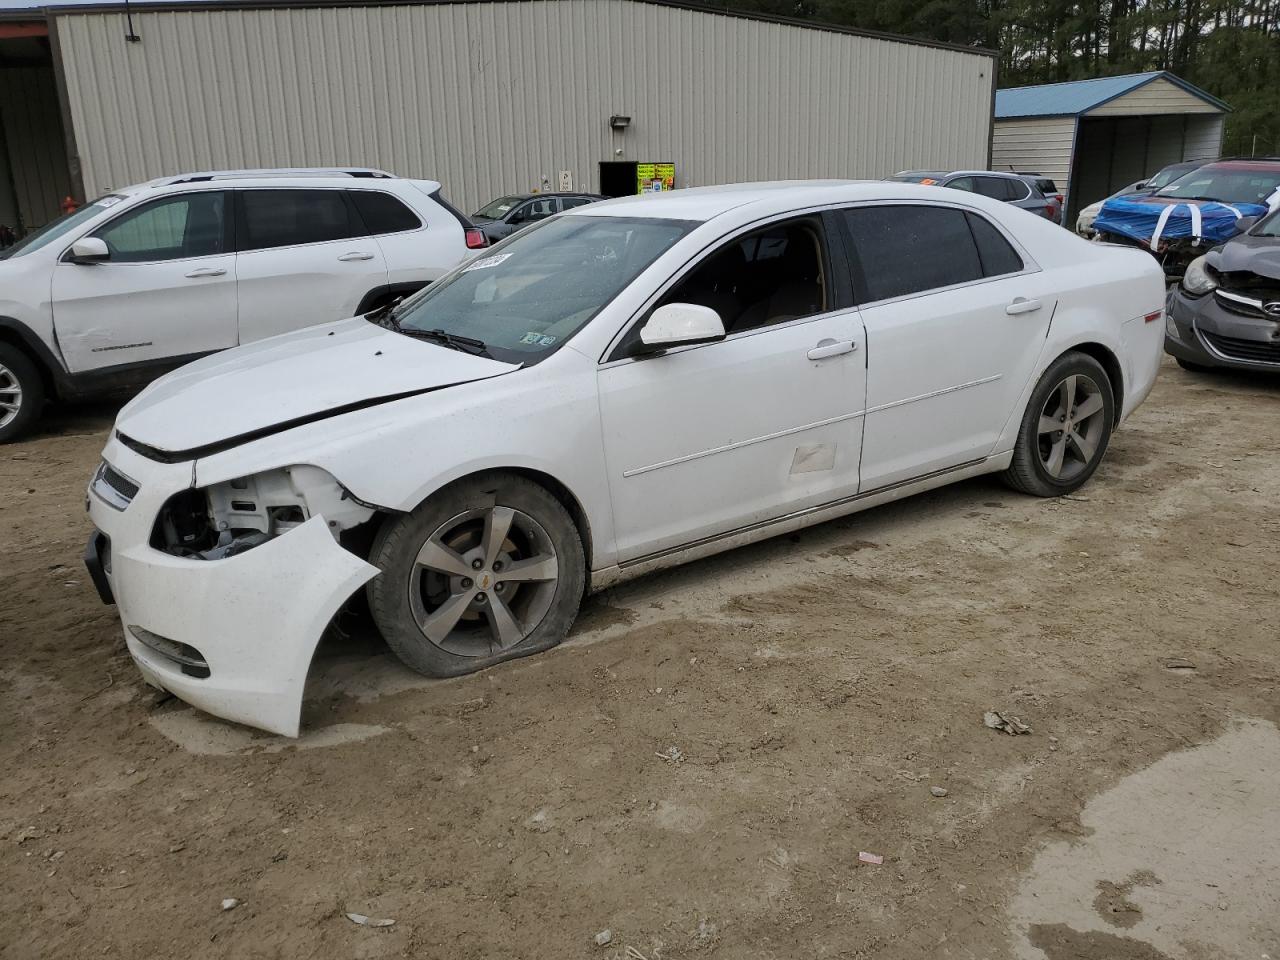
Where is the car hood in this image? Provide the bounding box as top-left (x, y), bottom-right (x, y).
top-left (116, 318), bottom-right (518, 458)
top-left (1211, 232), bottom-right (1280, 278)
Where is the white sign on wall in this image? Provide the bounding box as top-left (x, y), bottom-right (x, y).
top-left (558, 170), bottom-right (573, 191)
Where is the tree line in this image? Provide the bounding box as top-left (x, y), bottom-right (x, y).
top-left (727, 0), bottom-right (1280, 157)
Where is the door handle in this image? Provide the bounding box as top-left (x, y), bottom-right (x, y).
top-left (1006, 297), bottom-right (1042, 315)
top-left (184, 267), bottom-right (226, 278)
top-left (807, 339), bottom-right (858, 361)
top-left (337, 251), bottom-right (375, 262)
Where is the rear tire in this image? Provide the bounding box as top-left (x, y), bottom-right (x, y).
top-left (367, 472), bottom-right (586, 678)
top-left (1003, 352), bottom-right (1115, 497)
top-left (0, 343), bottom-right (45, 444)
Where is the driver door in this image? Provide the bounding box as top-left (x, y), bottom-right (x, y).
top-left (597, 214), bottom-right (867, 563)
top-left (52, 191), bottom-right (237, 373)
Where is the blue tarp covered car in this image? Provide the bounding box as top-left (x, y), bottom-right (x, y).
top-left (1090, 159), bottom-right (1280, 274)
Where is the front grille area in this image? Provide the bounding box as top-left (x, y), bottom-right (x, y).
top-left (128, 625), bottom-right (211, 679)
top-left (1215, 272), bottom-right (1280, 319)
top-left (1200, 330), bottom-right (1280, 365)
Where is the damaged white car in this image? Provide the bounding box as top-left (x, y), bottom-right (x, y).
top-left (86, 181), bottom-right (1166, 736)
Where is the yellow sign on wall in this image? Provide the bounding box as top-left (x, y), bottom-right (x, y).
top-left (636, 162), bottom-right (675, 193)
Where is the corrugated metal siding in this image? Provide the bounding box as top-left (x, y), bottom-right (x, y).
top-left (1086, 77), bottom-right (1222, 116)
top-left (54, 0), bottom-right (994, 210)
top-left (990, 116), bottom-right (1075, 186)
top-left (1183, 114), bottom-right (1224, 160)
top-left (0, 67), bottom-right (75, 229)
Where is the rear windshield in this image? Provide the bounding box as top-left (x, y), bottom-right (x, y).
top-left (1157, 166), bottom-right (1280, 206)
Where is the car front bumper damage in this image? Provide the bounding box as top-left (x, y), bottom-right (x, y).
top-left (1166, 286), bottom-right (1280, 371)
top-left (85, 439), bottom-right (378, 737)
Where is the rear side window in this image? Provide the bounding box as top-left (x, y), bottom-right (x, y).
top-left (973, 177), bottom-right (1008, 200)
top-left (349, 191), bottom-right (421, 234)
top-left (966, 213), bottom-right (1024, 276)
top-left (560, 197), bottom-right (593, 210)
top-left (239, 189), bottom-right (363, 251)
top-left (841, 205), bottom-right (982, 302)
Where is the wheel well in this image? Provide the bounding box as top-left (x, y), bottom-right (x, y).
top-left (0, 328), bottom-right (56, 399)
top-left (376, 467), bottom-right (595, 573)
top-left (1066, 342), bottom-right (1124, 426)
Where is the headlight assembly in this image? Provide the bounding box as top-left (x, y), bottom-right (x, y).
top-left (153, 465), bottom-right (376, 560)
top-left (1181, 255), bottom-right (1219, 297)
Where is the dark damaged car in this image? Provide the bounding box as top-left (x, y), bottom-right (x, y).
top-left (1166, 208), bottom-right (1280, 372)
top-left (1093, 159), bottom-right (1280, 276)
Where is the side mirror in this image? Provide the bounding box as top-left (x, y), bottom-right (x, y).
top-left (68, 237), bottom-right (109, 264)
top-left (1134, 181), bottom-right (1147, 190)
top-left (1236, 215), bottom-right (1259, 233)
top-left (636, 303), bottom-right (726, 354)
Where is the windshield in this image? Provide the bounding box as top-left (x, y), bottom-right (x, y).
top-left (1252, 209), bottom-right (1280, 237)
top-left (1145, 165), bottom-right (1193, 191)
top-left (1156, 166), bottom-right (1280, 206)
top-left (474, 196), bottom-right (525, 220)
top-left (0, 195), bottom-right (125, 260)
top-left (887, 173), bottom-right (945, 185)
top-left (389, 215), bottom-right (696, 364)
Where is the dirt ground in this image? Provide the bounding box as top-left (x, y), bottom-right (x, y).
top-left (3, 356), bottom-right (1279, 960)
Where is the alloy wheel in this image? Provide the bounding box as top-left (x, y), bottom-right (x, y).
top-left (407, 505), bottom-right (560, 657)
top-left (1036, 373), bottom-right (1107, 481)
top-left (0, 363), bottom-right (23, 430)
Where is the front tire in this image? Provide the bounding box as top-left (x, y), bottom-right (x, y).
top-left (1003, 352), bottom-right (1115, 497)
top-left (0, 344), bottom-right (45, 444)
top-left (367, 472), bottom-right (586, 678)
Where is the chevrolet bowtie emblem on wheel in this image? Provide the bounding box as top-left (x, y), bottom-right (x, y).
top-left (1264, 301), bottom-right (1280, 318)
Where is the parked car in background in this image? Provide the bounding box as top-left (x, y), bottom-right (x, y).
top-left (85, 180), bottom-right (1164, 737)
top-left (1092, 159), bottom-right (1280, 275)
top-left (1165, 207), bottom-right (1280, 372)
top-left (0, 168), bottom-right (487, 443)
top-left (1075, 159), bottom-right (1210, 238)
top-left (1017, 173), bottom-right (1064, 224)
top-left (887, 170), bottom-right (1056, 220)
top-left (471, 192), bottom-right (606, 243)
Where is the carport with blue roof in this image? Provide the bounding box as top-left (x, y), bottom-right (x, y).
top-left (991, 71), bottom-right (1229, 222)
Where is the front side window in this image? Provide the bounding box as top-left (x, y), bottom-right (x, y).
top-left (240, 189), bottom-right (363, 251)
top-left (349, 191), bottom-right (421, 234)
top-left (390, 215), bottom-right (694, 364)
top-left (93, 192), bottom-right (227, 263)
top-left (655, 217), bottom-right (829, 336)
top-left (946, 177), bottom-right (976, 193)
top-left (512, 198), bottom-right (557, 224)
top-left (842, 205), bottom-right (984, 302)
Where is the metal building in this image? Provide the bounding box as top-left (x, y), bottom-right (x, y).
top-left (2, 0), bottom-right (996, 229)
top-left (992, 71), bottom-right (1228, 222)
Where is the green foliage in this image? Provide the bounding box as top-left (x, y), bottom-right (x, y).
top-left (724, 0), bottom-right (1279, 154)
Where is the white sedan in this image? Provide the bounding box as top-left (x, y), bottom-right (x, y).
top-left (85, 182), bottom-right (1166, 736)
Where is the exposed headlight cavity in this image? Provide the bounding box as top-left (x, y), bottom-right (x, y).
top-left (153, 465), bottom-right (375, 560)
top-left (1181, 255), bottom-right (1218, 297)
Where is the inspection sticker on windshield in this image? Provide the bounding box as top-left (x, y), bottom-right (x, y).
top-left (463, 252), bottom-right (514, 271)
top-left (519, 332), bottom-right (557, 346)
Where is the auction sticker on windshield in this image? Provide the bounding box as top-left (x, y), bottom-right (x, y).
top-left (463, 253), bottom-right (515, 271)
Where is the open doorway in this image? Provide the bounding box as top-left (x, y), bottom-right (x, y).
top-left (599, 161), bottom-right (638, 199)
top-left (1, 20), bottom-right (76, 242)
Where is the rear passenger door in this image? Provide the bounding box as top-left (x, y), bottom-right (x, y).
top-left (347, 188), bottom-right (452, 292)
top-left (234, 188), bottom-right (389, 343)
top-left (839, 203), bottom-right (1055, 489)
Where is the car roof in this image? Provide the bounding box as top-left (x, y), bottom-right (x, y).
top-left (568, 179), bottom-right (999, 222)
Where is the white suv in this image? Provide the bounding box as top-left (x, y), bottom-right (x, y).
top-left (0, 168), bottom-right (487, 442)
